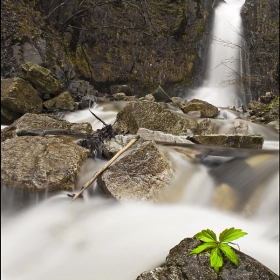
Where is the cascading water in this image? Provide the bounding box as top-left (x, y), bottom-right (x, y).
top-left (1, 1), bottom-right (279, 279)
top-left (186, 0), bottom-right (246, 108)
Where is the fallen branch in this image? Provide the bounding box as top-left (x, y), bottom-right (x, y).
top-left (71, 135), bottom-right (140, 201)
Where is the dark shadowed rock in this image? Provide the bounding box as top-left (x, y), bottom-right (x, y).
top-left (17, 62), bottom-right (63, 96)
top-left (182, 99), bottom-right (219, 118)
top-left (150, 86), bottom-right (172, 102)
top-left (98, 141), bottom-right (174, 201)
top-left (137, 237), bottom-right (278, 280)
top-left (1, 136), bottom-right (89, 191)
top-left (113, 101), bottom-right (197, 135)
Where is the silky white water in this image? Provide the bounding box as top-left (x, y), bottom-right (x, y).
top-left (186, 0), bottom-right (246, 107)
top-left (1, 103), bottom-right (279, 279)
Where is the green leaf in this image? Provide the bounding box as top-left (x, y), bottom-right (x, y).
top-left (210, 247), bottom-right (223, 274)
top-left (219, 243), bottom-right (239, 267)
top-left (194, 229), bottom-right (217, 243)
top-left (219, 227), bottom-right (247, 243)
top-left (190, 242), bottom-right (217, 255)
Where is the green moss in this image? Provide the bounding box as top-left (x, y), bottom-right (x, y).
top-left (195, 20), bottom-right (204, 35)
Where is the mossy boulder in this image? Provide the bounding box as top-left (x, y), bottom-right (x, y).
top-left (43, 91), bottom-right (77, 111)
top-left (17, 62), bottom-right (63, 96)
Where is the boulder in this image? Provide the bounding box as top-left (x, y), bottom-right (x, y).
top-left (230, 120), bottom-right (249, 134)
top-left (112, 92), bottom-right (138, 101)
top-left (110, 84), bottom-right (133, 96)
top-left (43, 91), bottom-right (77, 111)
top-left (1, 113), bottom-right (94, 142)
top-left (1, 136), bottom-right (89, 191)
top-left (102, 134), bottom-right (139, 159)
top-left (192, 134), bottom-right (264, 149)
top-left (1, 77), bottom-right (42, 115)
top-left (182, 99), bottom-right (219, 118)
top-left (198, 118), bottom-right (216, 135)
top-left (150, 86), bottom-right (172, 102)
top-left (137, 237), bottom-right (278, 280)
top-left (17, 62), bottom-right (63, 96)
top-left (247, 101), bottom-right (267, 114)
top-left (97, 141), bottom-right (174, 201)
top-left (137, 128), bottom-right (193, 144)
top-left (112, 101), bottom-right (198, 135)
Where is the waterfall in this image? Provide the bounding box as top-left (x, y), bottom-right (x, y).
top-left (186, 0), bottom-right (246, 108)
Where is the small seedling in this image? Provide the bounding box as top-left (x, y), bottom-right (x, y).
top-left (190, 227), bottom-right (247, 274)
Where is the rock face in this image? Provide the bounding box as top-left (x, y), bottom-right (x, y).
top-left (1, 77), bottom-right (43, 115)
top-left (113, 101), bottom-right (197, 135)
top-left (98, 141), bottom-right (174, 201)
top-left (182, 99), bottom-right (219, 118)
top-left (241, 0), bottom-right (279, 98)
top-left (137, 237), bottom-right (278, 280)
top-left (17, 62), bottom-right (64, 96)
top-left (1, 136), bottom-right (89, 191)
top-left (1, 0), bottom-right (217, 95)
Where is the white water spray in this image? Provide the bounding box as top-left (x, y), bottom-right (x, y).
top-left (187, 0), bottom-right (246, 107)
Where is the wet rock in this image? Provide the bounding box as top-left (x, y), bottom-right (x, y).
top-left (113, 101), bottom-right (198, 135)
top-left (171, 96), bottom-right (186, 109)
top-left (150, 86), bottom-right (172, 102)
top-left (137, 237), bottom-right (278, 280)
top-left (1, 113), bottom-right (94, 142)
top-left (98, 141), bottom-right (174, 201)
top-left (1, 136), bottom-right (89, 191)
top-left (1, 77), bottom-right (42, 115)
top-left (137, 128), bottom-right (193, 143)
top-left (247, 101), bottom-right (267, 114)
top-left (110, 84), bottom-right (133, 96)
top-left (112, 92), bottom-right (138, 101)
top-left (230, 120), bottom-right (249, 134)
top-left (198, 118), bottom-right (216, 135)
top-left (102, 134), bottom-right (139, 159)
top-left (143, 94), bottom-right (155, 102)
top-left (192, 134), bottom-right (264, 149)
top-left (43, 91), bottom-right (77, 111)
top-left (17, 62), bottom-right (63, 96)
top-left (182, 99), bottom-right (219, 118)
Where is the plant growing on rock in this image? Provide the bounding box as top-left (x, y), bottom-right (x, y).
top-left (190, 227), bottom-right (247, 274)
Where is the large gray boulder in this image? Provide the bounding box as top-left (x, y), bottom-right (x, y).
top-left (137, 238), bottom-right (278, 280)
top-left (98, 141), bottom-right (174, 201)
top-left (17, 62), bottom-right (64, 96)
top-left (1, 136), bottom-right (89, 191)
top-left (182, 99), bottom-right (219, 118)
top-left (1, 77), bottom-right (43, 115)
top-left (113, 101), bottom-right (197, 135)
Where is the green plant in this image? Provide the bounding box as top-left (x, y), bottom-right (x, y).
top-left (190, 227), bottom-right (247, 274)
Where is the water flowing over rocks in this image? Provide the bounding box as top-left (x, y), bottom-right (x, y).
top-left (112, 101), bottom-right (197, 135)
top-left (98, 141), bottom-right (174, 201)
top-left (137, 238), bottom-right (278, 280)
top-left (1, 136), bottom-right (89, 191)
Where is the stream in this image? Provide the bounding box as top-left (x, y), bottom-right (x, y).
top-left (1, 0), bottom-right (279, 279)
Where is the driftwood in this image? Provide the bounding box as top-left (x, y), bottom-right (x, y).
top-left (71, 136), bottom-right (140, 201)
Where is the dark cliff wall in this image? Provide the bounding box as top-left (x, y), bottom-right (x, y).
top-left (241, 0), bottom-right (279, 100)
top-left (1, 0), bottom-right (217, 96)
